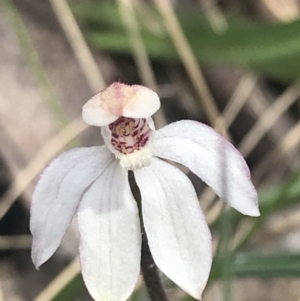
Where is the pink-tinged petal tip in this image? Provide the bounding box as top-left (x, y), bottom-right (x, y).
top-left (82, 83), bottom-right (160, 127)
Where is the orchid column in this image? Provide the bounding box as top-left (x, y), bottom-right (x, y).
top-left (30, 82), bottom-right (259, 301)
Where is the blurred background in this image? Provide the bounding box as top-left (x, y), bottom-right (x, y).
top-left (1, 0), bottom-right (300, 300)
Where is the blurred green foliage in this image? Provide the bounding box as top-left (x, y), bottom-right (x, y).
top-left (52, 274), bottom-right (86, 301)
top-left (213, 252), bottom-right (300, 278)
top-left (72, 2), bottom-right (300, 81)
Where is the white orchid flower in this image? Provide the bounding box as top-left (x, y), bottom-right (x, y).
top-left (30, 83), bottom-right (259, 301)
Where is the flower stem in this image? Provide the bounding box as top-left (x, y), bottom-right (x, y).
top-left (128, 171), bottom-right (169, 301)
top-left (141, 232), bottom-right (169, 301)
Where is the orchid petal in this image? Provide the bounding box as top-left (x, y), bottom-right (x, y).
top-left (135, 158), bottom-right (212, 299)
top-left (122, 85), bottom-right (160, 119)
top-left (82, 93), bottom-right (119, 127)
top-left (153, 120), bottom-right (259, 216)
top-left (78, 160), bottom-right (141, 301)
top-left (82, 83), bottom-right (160, 127)
top-left (30, 146), bottom-right (113, 268)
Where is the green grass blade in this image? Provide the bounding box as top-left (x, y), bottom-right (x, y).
top-left (72, 2), bottom-right (300, 81)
